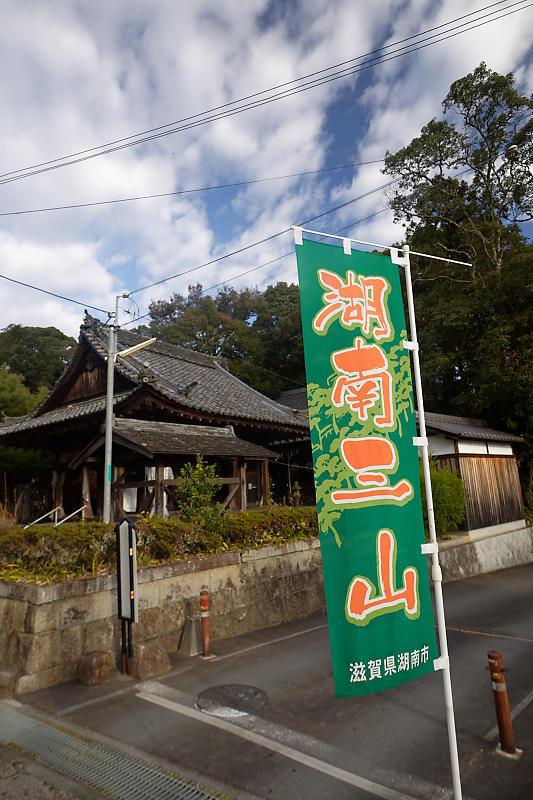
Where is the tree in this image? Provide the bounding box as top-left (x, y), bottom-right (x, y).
top-left (140, 282), bottom-right (306, 398)
top-left (383, 63), bottom-right (532, 485)
top-left (0, 325), bottom-right (76, 393)
top-left (0, 366), bottom-right (47, 417)
top-left (383, 63), bottom-right (532, 272)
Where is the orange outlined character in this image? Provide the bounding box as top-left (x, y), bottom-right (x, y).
top-left (346, 529), bottom-right (419, 625)
top-left (312, 270), bottom-right (391, 340)
top-left (331, 338), bottom-right (394, 427)
top-left (331, 437), bottom-right (413, 505)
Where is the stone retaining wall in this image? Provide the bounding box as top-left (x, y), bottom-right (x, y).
top-left (1, 524), bottom-right (532, 696)
top-left (0, 538), bottom-right (324, 695)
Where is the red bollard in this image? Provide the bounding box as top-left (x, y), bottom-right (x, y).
top-left (487, 651), bottom-right (518, 756)
top-left (200, 589), bottom-right (211, 658)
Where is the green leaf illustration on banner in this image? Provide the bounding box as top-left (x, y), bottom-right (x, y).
top-left (296, 237), bottom-right (438, 698)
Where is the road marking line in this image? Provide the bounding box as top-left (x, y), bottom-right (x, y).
top-left (58, 663), bottom-right (196, 716)
top-left (484, 687), bottom-right (533, 741)
top-left (137, 689), bottom-right (417, 800)
top-left (211, 623), bottom-right (329, 662)
top-left (446, 626), bottom-right (533, 644)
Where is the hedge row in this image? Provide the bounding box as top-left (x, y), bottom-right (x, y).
top-left (0, 506), bottom-right (319, 584)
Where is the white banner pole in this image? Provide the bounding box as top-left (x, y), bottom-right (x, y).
top-left (400, 244), bottom-right (463, 800)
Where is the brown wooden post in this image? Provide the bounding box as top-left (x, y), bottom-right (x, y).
top-left (52, 469), bottom-right (65, 520)
top-left (81, 465), bottom-right (94, 518)
top-left (230, 459), bottom-right (240, 510)
top-left (262, 459), bottom-right (270, 505)
top-left (239, 460), bottom-right (247, 511)
top-left (116, 466), bottom-right (125, 515)
top-left (154, 463), bottom-right (165, 515)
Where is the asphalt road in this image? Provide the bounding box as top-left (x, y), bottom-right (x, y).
top-left (14, 563), bottom-right (533, 799)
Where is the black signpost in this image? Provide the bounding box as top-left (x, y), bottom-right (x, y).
top-left (116, 519), bottom-right (138, 676)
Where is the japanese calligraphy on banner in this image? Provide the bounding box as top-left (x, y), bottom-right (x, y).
top-left (295, 237), bottom-right (438, 697)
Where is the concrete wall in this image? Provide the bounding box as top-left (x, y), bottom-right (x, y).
top-left (438, 524), bottom-right (533, 583)
top-left (0, 538), bottom-right (324, 696)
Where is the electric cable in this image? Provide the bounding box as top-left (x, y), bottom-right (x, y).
top-left (129, 180), bottom-right (396, 296)
top-left (124, 206), bottom-right (389, 328)
top-left (0, 273), bottom-right (109, 314)
top-left (0, 160), bottom-right (384, 218)
top-left (0, 1), bottom-right (527, 186)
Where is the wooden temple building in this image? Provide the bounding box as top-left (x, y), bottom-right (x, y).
top-left (0, 315), bottom-right (310, 521)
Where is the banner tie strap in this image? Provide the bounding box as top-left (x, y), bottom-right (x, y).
top-left (413, 436), bottom-right (428, 447)
top-left (292, 226), bottom-right (303, 245)
top-left (434, 656), bottom-right (449, 671)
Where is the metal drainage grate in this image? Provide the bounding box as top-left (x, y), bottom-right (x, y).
top-left (0, 701), bottom-right (234, 800)
top-left (195, 685), bottom-right (269, 719)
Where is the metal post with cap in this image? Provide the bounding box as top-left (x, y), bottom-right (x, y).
top-left (398, 243), bottom-right (463, 800)
top-left (102, 292), bottom-right (156, 523)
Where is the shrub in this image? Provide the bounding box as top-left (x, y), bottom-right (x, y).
top-left (0, 522), bottom-right (114, 582)
top-left (226, 505), bottom-right (319, 549)
top-left (174, 455), bottom-right (221, 521)
top-left (420, 458), bottom-right (465, 537)
top-left (0, 506), bottom-right (319, 583)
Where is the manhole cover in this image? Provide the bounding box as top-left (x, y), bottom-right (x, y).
top-left (195, 685), bottom-right (269, 718)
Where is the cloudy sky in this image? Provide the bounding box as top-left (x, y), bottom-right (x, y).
top-left (0, 0), bottom-right (531, 337)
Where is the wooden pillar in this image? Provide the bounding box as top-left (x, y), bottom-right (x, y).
top-left (116, 466), bottom-right (125, 513)
top-left (154, 463), bottom-right (165, 516)
top-left (81, 465), bottom-right (94, 518)
top-left (239, 460), bottom-right (247, 511)
top-left (262, 459), bottom-right (270, 506)
top-left (230, 459), bottom-right (240, 511)
top-left (52, 469), bottom-right (65, 520)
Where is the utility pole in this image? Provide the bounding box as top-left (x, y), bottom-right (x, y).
top-left (103, 294), bottom-right (123, 524)
top-left (102, 292), bottom-right (156, 524)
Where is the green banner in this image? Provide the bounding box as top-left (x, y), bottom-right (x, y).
top-left (295, 237), bottom-right (438, 697)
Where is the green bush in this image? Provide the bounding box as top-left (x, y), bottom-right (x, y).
top-left (174, 455), bottom-right (221, 520)
top-left (419, 458), bottom-right (465, 537)
top-left (0, 506), bottom-right (319, 583)
top-left (226, 506), bottom-right (319, 549)
top-left (0, 522), bottom-right (115, 583)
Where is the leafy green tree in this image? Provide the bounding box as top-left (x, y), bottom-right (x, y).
top-left (383, 64), bottom-right (532, 485)
top-left (140, 281), bottom-right (306, 398)
top-left (0, 325), bottom-right (76, 393)
top-left (384, 62), bottom-right (532, 272)
top-left (0, 366), bottom-right (46, 417)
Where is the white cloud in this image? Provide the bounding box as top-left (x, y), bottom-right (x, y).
top-left (0, 0), bottom-right (531, 336)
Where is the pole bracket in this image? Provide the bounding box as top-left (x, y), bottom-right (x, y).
top-left (403, 340), bottom-right (418, 351)
top-left (413, 436), bottom-right (428, 447)
top-left (292, 226), bottom-right (303, 245)
top-left (389, 246), bottom-right (409, 267)
top-left (434, 656), bottom-right (449, 671)
top-left (421, 542), bottom-right (438, 555)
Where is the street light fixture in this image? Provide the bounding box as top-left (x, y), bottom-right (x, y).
top-left (102, 292), bottom-right (156, 523)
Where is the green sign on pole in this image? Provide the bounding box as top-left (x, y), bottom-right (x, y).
top-left (295, 236), bottom-right (438, 697)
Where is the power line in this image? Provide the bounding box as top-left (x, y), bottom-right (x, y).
top-left (0, 1), bottom-right (527, 186)
top-left (0, 160), bottom-right (384, 218)
top-left (0, 273), bottom-right (109, 313)
top-left (125, 207), bottom-right (390, 328)
top-left (129, 180), bottom-right (396, 296)
top-left (6, 2), bottom-right (509, 181)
